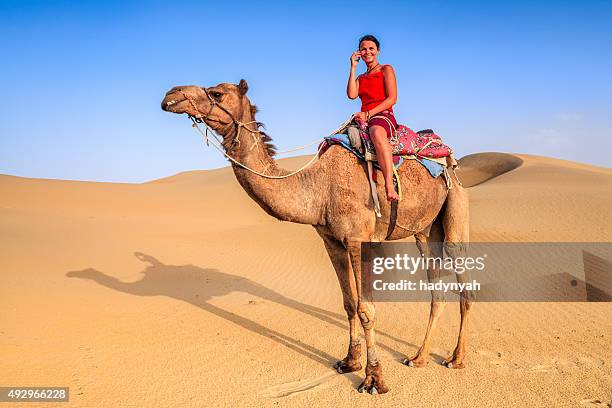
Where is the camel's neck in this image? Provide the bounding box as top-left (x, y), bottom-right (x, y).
top-left (227, 109), bottom-right (327, 226)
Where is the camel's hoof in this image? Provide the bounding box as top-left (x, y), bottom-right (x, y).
top-left (334, 359), bottom-right (362, 374)
top-left (357, 383), bottom-right (379, 395)
top-left (358, 384), bottom-right (377, 394)
top-left (444, 359), bottom-right (466, 369)
top-left (403, 357), bottom-right (428, 368)
top-left (357, 364), bottom-right (389, 395)
top-left (357, 379), bottom-right (387, 395)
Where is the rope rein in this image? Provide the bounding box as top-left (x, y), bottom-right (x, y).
top-left (190, 117), bottom-right (327, 179)
top-left (185, 87), bottom-right (354, 179)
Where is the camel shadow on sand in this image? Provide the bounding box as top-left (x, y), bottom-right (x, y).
top-left (66, 252), bottom-right (437, 373)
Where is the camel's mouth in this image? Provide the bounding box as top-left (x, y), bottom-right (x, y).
top-left (164, 99), bottom-right (179, 108)
top-left (161, 90), bottom-right (189, 114)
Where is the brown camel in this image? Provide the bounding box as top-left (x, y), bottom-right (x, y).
top-left (161, 80), bottom-right (473, 394)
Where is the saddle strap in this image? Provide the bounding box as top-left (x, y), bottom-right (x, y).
top-left (414, 139), bottom-right (434, 154)
top-left (384, 165), bottom-right (402, 239)
top-left (367, 161), bottom-right (382, 218)
top-left (385, 200), bottom-right (398, 240)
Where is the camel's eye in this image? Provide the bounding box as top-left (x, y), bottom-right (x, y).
top-left (210, 91), bottom-right (223, 100)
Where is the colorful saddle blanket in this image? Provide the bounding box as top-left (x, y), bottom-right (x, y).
top-left (320, 121), bottom-right (453, 178)
top-left (322, 133), bottom-right (446, 178)
top-left (353, 120), bottom-right (452, 159)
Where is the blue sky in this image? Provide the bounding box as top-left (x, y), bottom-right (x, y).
top-left (1, 0), bottom-right (611, 182)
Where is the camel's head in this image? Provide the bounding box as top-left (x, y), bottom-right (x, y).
top-left (161, 79), bottom-right (254, 136)
top-left (162, 79), bottom-right (276, 156)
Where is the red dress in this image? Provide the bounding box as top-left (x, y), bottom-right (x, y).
top-left (358, 70), bottom-right (392, 113)
top-left (357, 69), bottom-right (397, 137)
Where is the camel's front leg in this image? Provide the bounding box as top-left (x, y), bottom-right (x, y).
top-left (347, 240), bottom-right (389, 394)
top-left (320, 234), bottom-right (362, 373)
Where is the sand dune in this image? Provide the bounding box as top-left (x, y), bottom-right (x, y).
top-left (1, 153), bottom-right (611, 407)
top-left (457, 152), bottom-right (524, 187)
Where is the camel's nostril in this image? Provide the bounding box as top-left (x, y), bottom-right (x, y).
top-left (166, 100), bottom-right (176, 107)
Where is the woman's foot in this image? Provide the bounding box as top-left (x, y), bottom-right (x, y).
top-left (385, 183), bottom-right (400, 201)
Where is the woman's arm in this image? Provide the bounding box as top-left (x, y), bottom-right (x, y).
top-left (347, 51), bottom-right (360, 99)
top-left (366, 65), bottom-right (397, 116)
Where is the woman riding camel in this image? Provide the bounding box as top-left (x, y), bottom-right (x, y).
top-left (347, 34), bottom-right (400, 201)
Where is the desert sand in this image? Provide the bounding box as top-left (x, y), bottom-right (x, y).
top-left (1, 152), bottom-right (611, 407)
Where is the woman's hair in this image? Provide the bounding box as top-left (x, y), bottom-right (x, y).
top-left (359, 34), bottom-right (380, 50)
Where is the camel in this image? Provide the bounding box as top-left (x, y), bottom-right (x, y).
top-left (161, 80), bottom-right (473, 395)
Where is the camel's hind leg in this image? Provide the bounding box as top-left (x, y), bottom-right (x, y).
top-left (319, 232), bottom-right (362, 374)
top-left (442, 183), bottom-right (474, 369)
top-left (403, 223), bottom-right (446, 368)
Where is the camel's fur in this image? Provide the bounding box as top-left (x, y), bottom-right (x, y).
top-left (161, 80), bottom-right (473, 394)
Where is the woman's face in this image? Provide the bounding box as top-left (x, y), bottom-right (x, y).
top-left (359, 40), bottom-right (379, 64)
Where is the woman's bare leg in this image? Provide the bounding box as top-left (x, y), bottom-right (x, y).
top-left (369, 125), bottom-right (399, 201)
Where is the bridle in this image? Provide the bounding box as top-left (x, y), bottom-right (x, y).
top-left (179, 87), bottom-right (261, 151)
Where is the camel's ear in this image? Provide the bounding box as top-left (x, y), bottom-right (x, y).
top-left (238, 79), bottom-right (249, 95)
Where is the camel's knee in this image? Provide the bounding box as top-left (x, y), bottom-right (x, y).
top-left (357, 302), bottom-right (376, 329)
top-left (461, 290), bottom-right (475, 310)
top-left (431, 292), bottom-right (446, 307)
top-left (444, 241), bottom-right (468, 259)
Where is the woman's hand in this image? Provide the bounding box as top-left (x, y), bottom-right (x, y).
top-left (354, 111), bottom-right (368, 122)
top-left (350, 51), bottom-right (360, 68)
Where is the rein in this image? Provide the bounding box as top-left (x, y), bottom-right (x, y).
top-left (182, 88), bottom-right (352, 179)
top-left (189, 116), bottom-right (327, 179)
